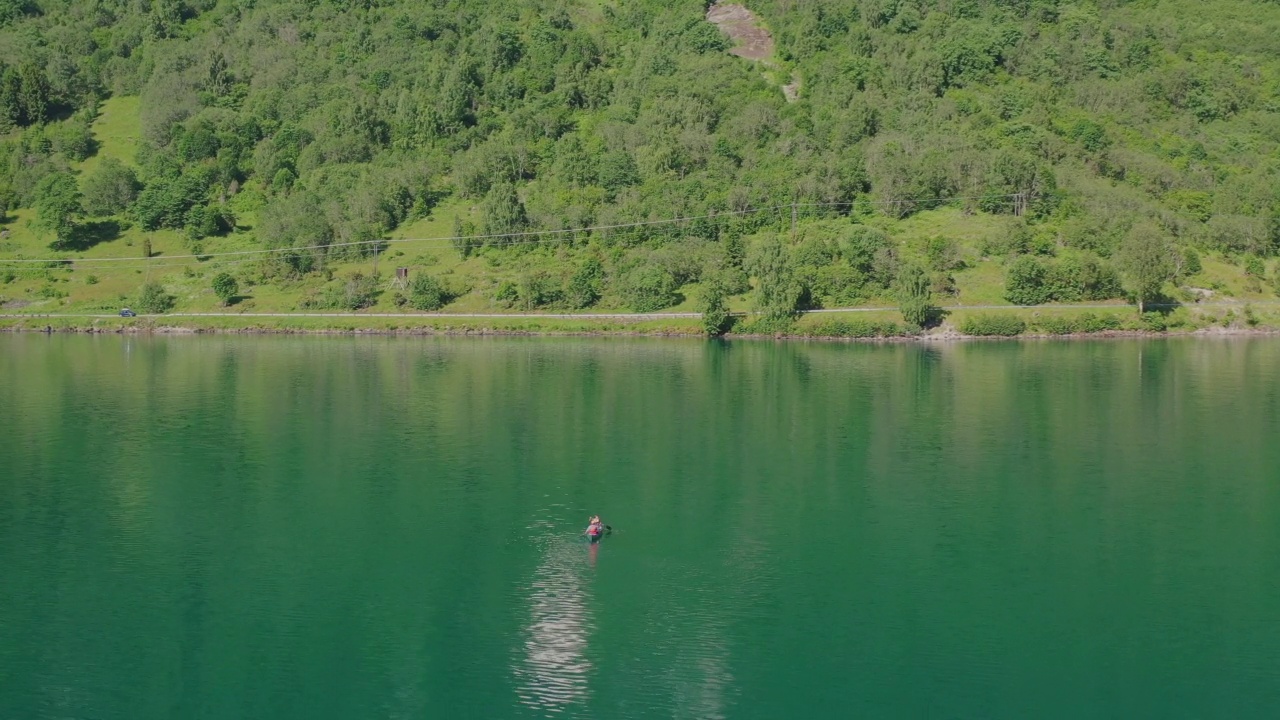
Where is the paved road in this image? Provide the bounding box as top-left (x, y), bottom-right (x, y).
top-left (0, 303), bottom-right (1266, 320)
top-left (2, 301), bottom-right (1276, 321)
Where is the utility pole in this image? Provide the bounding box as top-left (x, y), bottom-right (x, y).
top-left (791, 202), bottom-right (797, 243)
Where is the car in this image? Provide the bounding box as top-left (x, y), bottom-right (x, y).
top-left (119, 308), bottom-right (136, 317)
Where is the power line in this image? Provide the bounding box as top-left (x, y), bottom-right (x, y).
top-left (0, 195), bottom-right (1017, 268)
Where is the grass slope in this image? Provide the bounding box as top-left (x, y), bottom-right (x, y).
top-left (2, 94), bottom-right (1278, 326)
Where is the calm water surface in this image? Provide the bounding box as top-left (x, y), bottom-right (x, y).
top-left (2, 335), bottom-right (1279, 718)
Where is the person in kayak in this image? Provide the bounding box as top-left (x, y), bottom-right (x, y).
top-left (584, 515), bottom-right (606, 541)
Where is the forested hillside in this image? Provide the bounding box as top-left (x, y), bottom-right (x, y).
top-left (3, 0), bottom-right (1280, 329)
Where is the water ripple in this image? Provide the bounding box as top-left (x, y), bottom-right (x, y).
top-left (513, 539), bottom-right (594, 716)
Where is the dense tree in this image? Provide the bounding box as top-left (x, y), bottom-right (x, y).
top-left (481, 182), bottom-right (529, 242)
top-left (33, 172), bottom-right (82, 248)
top-left (747, 235), bottom-right (800, 321)
top-left (698, 275), bottom-right (730, 337)
top-left (1005, 256), bottom-right (1050, 306)
top-left (896, 263), bottom-right (935, 328)
top-left (1, 0), bottom-right (1280, 311)
top-left (1116, 225), bottom-right (1174, 313)
top-left (566, 255), bottom-right (604, 309)
top-left (134, 171), bottom-right (213, 231)
top-left (619, 265), bottom-right (678, 312)
top-left (0, 65), bottom-right (21, 130)
top-left (16, 64), bottom-right (47, 125)
top-left (81, 159), bottom-right (141, 217)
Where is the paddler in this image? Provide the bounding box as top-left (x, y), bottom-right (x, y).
top-left (584, 515), bottom-right (605, 541)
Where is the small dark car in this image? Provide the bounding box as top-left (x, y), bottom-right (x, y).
top-left (119, 308), bottom-right (136, 317)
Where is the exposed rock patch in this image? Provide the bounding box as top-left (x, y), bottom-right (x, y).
top-left (706, 2), bottom-right (774, 61)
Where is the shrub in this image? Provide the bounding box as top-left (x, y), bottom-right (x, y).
top-left (81, 158), bottom-right (141, 217)
top-left (318, 272), bottom-right (378, 311)
top-left (1045, 256), bottom-right (1124, 301)
top-left (619, 265), bottom-right (678, 312)
top-left (211, 272), bottom-right (238, 305)
top-left (136, 282), bottom-right (174, 313)
top-left (36, 284), bottom-right (67, 299)
top-left (960, 313), bottom-right (1026, 336)
top-left (409, 272), bottom-right (447, 310)
top-left (1140, 311), bottom-right (1167, 331)
top-left (1005, 256), bottom-right (1050, 304)
top-left (1006, 254), bottom-right (1123, 304)
top-left (566, 256), bottom-right (604, 309)
top-left (494, 281), bottom-right (519, 306)
top-left (806, 319), bottom-right (905, 338)
top-left (85, 274), bottom-right (99, 285)
top-left (1036, 316), bottom-right (1077, 334)
top-left (924, 235), bottom-right (962, 271)
top-left (1182, 248), bottom-right (1202, 276)
top-left (736, 315), bottom-right (796, 335)
top-left (1075, 312), bottom-right (1123, 333)
top-left (518, 270), bottom-right (561, 309)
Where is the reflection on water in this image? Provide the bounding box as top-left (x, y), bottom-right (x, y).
top-left (514, 538), bottom-right (594, 715)
top-left (671, 629), bottom-right (732, 720)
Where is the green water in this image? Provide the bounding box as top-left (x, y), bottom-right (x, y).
top-left (2, 335), bottom-right (1279, 718)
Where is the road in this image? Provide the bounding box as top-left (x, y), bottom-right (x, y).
top-left (2, 301), bottom-right (1274, 321)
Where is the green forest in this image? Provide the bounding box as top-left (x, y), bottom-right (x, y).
top-left (3, 0), bottom-right (1280, 333)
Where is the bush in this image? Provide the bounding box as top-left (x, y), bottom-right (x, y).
top-left (1140, 311), bottom-right (1167, 332)
top-left (1006, 254), bottom-right (1123, 304)
top-left (1244, 304), bottom-right (1259, 327)
top-left (1036, 316), bottom-right (1077, 334)
top-left (736, 315), bottom-right (796, 335)
top-left (566, 256), bottom-right (604, 309)
top-left (317, 272), bottom-right (379, 311)
top-left (619, 265), bottom-right (678, 312)
top-left (1005, 256), bottom-right (1050, 304)
top-left (1045, 256), bottom-right (1124, 301)
top-left (409, 272), bottom-right (447, 311)
top-left (924, 235), bottom-right (962, 271)
top-left (960, 313), bottom-right (1027, 336)
top-left (136, 282), bottom-right (174, 314)
top-left (494, 281), bottom-right (519, 306)
top-left (51, 120), bottom-right (95, 162)
top-left (211, 272), bottom-right (238, 305)
top-left (805, 319), bottom-right (905, 338)
top-left (1182, 248), bottom-right (1202, 276)
top-left (1075, 312), bottom-right (1123, 333)
top-left (81, 158), bottom-right (141, 217)
top-left (518, 270), bottom-right (561, 309)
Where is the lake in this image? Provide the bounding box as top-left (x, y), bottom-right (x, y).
top-left (2, 335), bottom-right (1279, 718)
